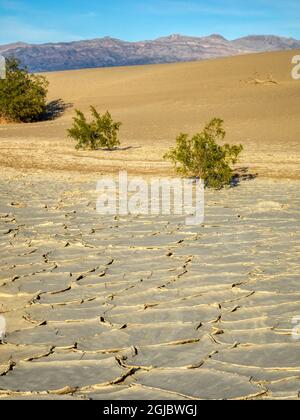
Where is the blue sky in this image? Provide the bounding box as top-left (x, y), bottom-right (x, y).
top-left (0, 0), bottom-right (299, 44)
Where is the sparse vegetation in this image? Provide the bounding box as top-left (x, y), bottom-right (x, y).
top-left (164, 118), bottom-right (243, 189)
top-left (244, 73), bottom-right (279, 86)
top-left (68, 106), bottom-right (122, 150)
top-left (0, 58), bottom-right (49, 123)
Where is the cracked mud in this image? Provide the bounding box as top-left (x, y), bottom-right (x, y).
top-left (0, 175), bottom-right (300, 400)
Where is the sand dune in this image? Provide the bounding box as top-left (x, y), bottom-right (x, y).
top-left (0, 49), bottom-right (300, 179)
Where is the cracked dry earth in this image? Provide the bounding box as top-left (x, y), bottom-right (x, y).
top-left (0, 175), bottom-right (300, 400)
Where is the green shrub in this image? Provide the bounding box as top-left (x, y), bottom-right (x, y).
top-left (0, 58), bottom-right (48, 122)
top-left (68, 106), bottom-right (122, 150)
top-left (164, 118), bottom-right (243, 189)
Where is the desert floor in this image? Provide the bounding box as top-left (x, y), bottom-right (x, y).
top-left (0, 50), bottom-right (300, 400)
top-left (0, 49), bottom-right (300, 179)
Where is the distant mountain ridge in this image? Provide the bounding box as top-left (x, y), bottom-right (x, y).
top-left (1, 34), bottom-right (300, 72)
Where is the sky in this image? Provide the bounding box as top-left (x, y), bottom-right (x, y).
top-left (0, 0), bottom-right (300, 45)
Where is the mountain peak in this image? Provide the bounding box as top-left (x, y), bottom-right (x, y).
top-left (1, 33), bottom-right (299, 72)
top-left (208, 34), bottom-right (227, 41)
top-left (169, 33), bottom-right (184, 40)
top-left (155, 33), bottom-right (186, 41)
top-left (233, 34), bottom-right (300, 51)
top-left (0, 41), bottom-right (29, 53)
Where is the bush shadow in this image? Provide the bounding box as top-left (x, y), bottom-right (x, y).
top-left (101, 146), bottom-right (142, 152)
top-left (231, 167), bottom-right (258, 187)
top-left (40, 99), bottom-right (73, 121)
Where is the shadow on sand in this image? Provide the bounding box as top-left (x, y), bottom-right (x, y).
top-left (231, 167), bottom-right (258, 187)
top-left (101, 146), bottom-right (142, 152)
top-left (40, 99), bottom-right (73, 121)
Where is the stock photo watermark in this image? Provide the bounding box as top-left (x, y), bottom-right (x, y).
top-left (96, 171), bottom-right (205, 225)
top-left (292, 316), bottom-right (300, 340)
top-left (0, 315), bottom-right (6, 342)
top-left (0, 55), bottom-right (6, 80)
top-left (292, 55), bottom-right (300, 80)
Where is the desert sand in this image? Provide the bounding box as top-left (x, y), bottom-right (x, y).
top-left (0, 49), bottom-right (300, 178)
top-left (0, 51), bottom-right (300, 400)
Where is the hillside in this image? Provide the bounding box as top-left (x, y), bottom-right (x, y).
top-left (1, 34), bottom-right (300, 72)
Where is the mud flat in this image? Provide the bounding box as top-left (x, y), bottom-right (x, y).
top-left (0, 172), bottom-right (299, 400)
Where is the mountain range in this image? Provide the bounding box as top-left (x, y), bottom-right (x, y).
top-left (1, 34), bottom-right (300, 72)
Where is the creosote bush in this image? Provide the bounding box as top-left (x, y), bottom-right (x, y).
top-left (164, 118), bottom-right (243, 189)
top-left (68, 106), bottom-right (122, 150)
top-left (0, 58), bottom-right (48, 123)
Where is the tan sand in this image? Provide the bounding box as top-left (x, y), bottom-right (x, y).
top-left (0, 50), bottom-right (300, 179)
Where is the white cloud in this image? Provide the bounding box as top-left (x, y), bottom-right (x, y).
top-left (0, 16), bottom-right (79, 44)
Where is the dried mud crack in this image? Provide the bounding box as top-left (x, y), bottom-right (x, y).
top-left (0, 176), bottom-right (300, 400)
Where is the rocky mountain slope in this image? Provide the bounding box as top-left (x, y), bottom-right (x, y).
top-left (1, 34), bottom-right (300, 72)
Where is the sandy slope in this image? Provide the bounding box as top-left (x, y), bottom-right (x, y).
top-left (0, 50), bottom-right (300, 179)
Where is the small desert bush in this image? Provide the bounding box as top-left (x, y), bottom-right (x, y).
top-left (0, 58), bottom-right (48, 123)
top-left (164, 118), bottom-right (243, 189)
top-left (68, 106), bottom-right (122, 150)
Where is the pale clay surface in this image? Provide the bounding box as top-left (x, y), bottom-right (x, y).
top-left (0, 175), bottom-right (300, 400)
